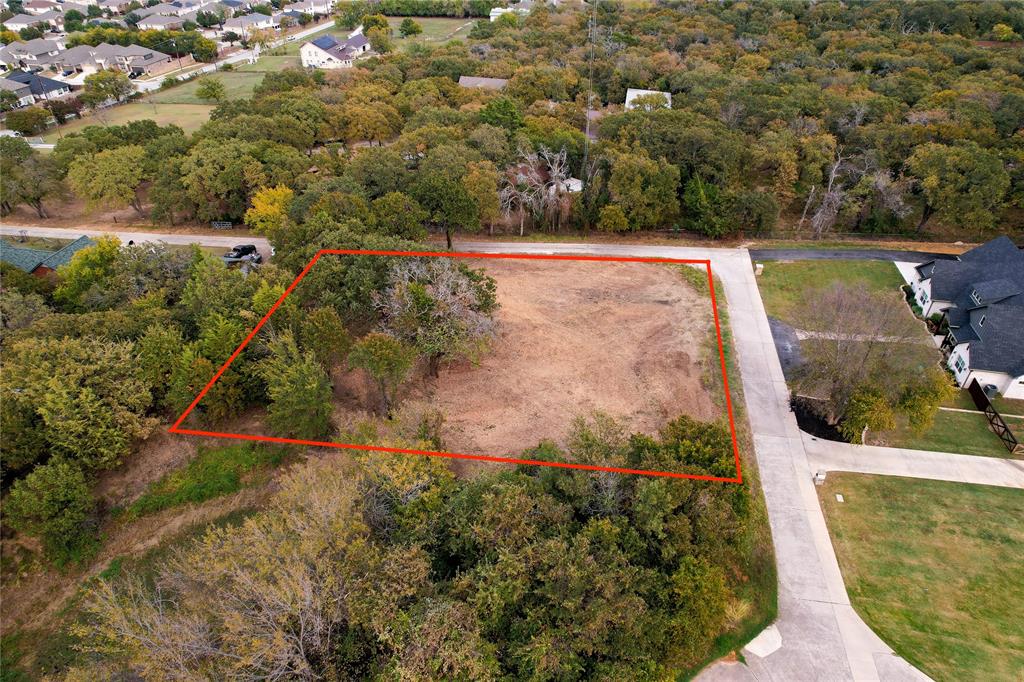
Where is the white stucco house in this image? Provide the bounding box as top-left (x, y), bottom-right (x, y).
top-left (624, 88), bottom-right (671, 111)
top-left (489, 0), bottom-right (531, 21)
top-left (299, 33), bottom-right (369, 69)
top-left (222, 12), bottom-right (277, 37)
top-left (908, 236), bottom-right (1024, 399)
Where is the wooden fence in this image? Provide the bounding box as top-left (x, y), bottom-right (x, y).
top-left (968, 378), bottom-right (1024, 455)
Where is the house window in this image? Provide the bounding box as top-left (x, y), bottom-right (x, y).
top-left (979, 315), bottom-right (986, 327)
top-left (921, 290), bottom-right (929, 304)
top-left (954, 356), bottom-right (966, 373)
top-left (971, 289), bottom-right (981, 305)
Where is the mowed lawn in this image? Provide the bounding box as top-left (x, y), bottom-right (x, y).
top-left (41, 102), bottom-right (213, 142)
top-left (235, 54), bottom-right (301, 71)
top-left (149, 71), bottom-right (264, 104)
top-left (234, 17), bottom-right (472, 72)
top-left (388, 16), bottom-right (475, 42)
top-left (758, 259), bottom-right (907, 325)
top-left (819, 473), bottom-right (1024, 681)
top-left (876, 409), bottom-right (1014, 458)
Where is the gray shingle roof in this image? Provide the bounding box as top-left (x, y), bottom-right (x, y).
top-left (928, 236), bottom-right (1024, 376)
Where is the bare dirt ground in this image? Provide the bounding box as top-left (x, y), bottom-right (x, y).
top-left (338, 259), bottom-right (721, 458)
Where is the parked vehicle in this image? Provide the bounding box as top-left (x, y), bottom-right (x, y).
top-left (222, 244), bottom-right (263, 265)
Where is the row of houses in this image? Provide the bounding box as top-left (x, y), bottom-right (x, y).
top-left (0, 37), bottom-right (176, 82)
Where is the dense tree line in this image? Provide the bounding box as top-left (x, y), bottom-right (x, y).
top-left (10, 1), bottom-right (1015, 243)
top-left (0, 211), bottom-right (498, 565)
top-left (69, 414), bottom-right (759, 680)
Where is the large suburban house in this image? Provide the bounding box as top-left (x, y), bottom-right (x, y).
top-left (299, 33), bottom-right (369, 69)
top-left (8, 9), bottom-right (64, 30)
top-left (3, 70), bottom-right (71, 100)
top-left (0, 78), bottom-right (35, 108)
top-left (136, 14), bottom-right (185, 30)
top-left (489, 0), bottom-right (532, 21)
top-left (0, 236), bottom-right (96, 277)
top-left (909, 236), bottom-right (1024, 399)
top-left (223, 12), bottom-right (277, 37)
top-left (47, 43), bottom-right (174, 78)
top-left (287, 0), bottom-right (332, 16)
top-left (0, 38), bottom-right (65, 71)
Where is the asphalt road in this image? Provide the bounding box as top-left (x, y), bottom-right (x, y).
top-left (749, 247), bottom-right (957, 263)
top-left (0, 224), bottom-right (930, 681)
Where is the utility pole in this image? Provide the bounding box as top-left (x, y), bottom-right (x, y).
top-left (580, 0), bottom-right (596, 184)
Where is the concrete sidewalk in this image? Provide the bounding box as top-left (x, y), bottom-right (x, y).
top-left (803, 432), bottom-right (1024, 489)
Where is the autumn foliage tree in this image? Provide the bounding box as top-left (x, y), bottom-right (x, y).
top-left (67, 146), bottom-right (148, 215)
top-left (375, 258), bottom-right (498, 377)
top-left (348, 332), bottom-right (416, 416)
top-left (72, 413), bottom-right (758, 678)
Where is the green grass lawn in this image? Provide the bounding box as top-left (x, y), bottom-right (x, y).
top-left (819, 473), bottom-right (1024, 681)
top-left (388, 16), bottom-right (475, 43)
top-left (148, 71), bottom-right (265, 104)
top-left (877, 410), bottom-right (1015, 458)
top-left (234, 54), bottom-right (301, 71)
top-left (121, 443), bottom-right (285, 519)
top-left (758, 260), bottom-right (906, 326)
top-left (41, 102), bottom-right (214, 143)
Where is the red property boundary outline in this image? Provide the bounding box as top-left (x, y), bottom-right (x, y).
top-left (169, 250), bottom-right (743, 484)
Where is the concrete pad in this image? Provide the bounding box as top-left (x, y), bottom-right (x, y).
top-left (744, 624), bottom-right (783, 658)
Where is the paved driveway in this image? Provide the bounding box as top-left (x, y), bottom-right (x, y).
top-left (804, 433), bottom-right (1024, 489)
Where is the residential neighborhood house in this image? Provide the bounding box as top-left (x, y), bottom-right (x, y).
top-left (0, 78), bottom-right (35, 108)
top-left (909, 236), bottom-right (1024, 399)
top-left (0, 38), bottom-right (65, 71)
top-left (299, 33), bottom-right (369, 69)
top-left (624, 87), bottom-right (671, 110)
top-left (3, 70), bottom-right (71, 101)
top-left (489, 0), bottom-right (532, 21)
top-left (47, 43), bottom-right (176, 79)
top-left (3, 10), bottom-right (63, 31)
top-left (222, 12), bottom-right (277, 38)
top-left (135, 14), bottom-right (185, 30)
top-left (0, 236), bottom-right (97, 277)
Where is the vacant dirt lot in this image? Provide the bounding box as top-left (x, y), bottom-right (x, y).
top-left (340, 259), bottom-right (721, 457)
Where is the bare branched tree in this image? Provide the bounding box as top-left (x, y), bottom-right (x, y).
top-left (793, 282), bottom-right (932, 425)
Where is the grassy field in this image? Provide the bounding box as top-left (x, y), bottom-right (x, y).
top-left (389, 16), bottom-right (475, 42)
top-left (877, 410), bottom-right (1014, 458)
top-left (263, 16), bottom-right (473, 58)
top-left (234, 54), bottom-right (301, 71)
top-left (819, 473), bottom-right (1024, 681)
top-left (758, 260), bottom-right (907, 325)
top-left (41, 102), bottom-right (214, 142)
top-left (148, 71), bottom-right (265, 104)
